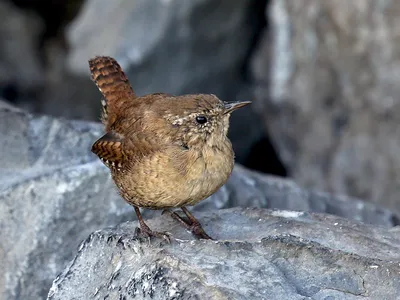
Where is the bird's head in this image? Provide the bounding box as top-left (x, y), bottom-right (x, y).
top-left (157, 94), bottom-right (251, 149)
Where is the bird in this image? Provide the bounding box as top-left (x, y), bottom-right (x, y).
top-left (89, 56), bottom-right (250, 241)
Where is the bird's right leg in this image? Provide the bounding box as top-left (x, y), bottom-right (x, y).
top-left (134, 206), bottom-right (171, 242)
top-left (163, 207), bottom-right (213, 240)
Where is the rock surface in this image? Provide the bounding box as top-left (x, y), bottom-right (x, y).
top-left (47, 207), bottom-right (400, 299)
top-left (0, 100), bottom-right (132, 300)
top-left (1, 100), bottom-right (400, 300)
top-left (252, 0), bottom-right (400, 214)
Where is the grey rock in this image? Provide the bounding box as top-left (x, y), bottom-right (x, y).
top-left (0, 100), bottom-right (133, 300)
top-left (226, 166), bottom-right (400, 228)
top-left (252, 0), bottom-right (400, 215)
top-left (67, 0), bottom-right (254, 99)
top-left (47, 208), bottom-right (400, 299)
top-left (1, 100), bottom-right (399, 300)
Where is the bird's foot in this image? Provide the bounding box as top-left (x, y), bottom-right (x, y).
top-left (162, 209), bottom-right (213, 240)
top-left (133, 206), bottom-right (171, 243)
top-left (134, 223), bottom-right (171, 243)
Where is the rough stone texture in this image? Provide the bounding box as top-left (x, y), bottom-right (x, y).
top-left (0, 100), bottom-right (132, 300)
top-left (47, 208), bottom-right (400, 299)
top-left (1, 100), bottom-right (399, 300)
top-left (252, 0), bottom-right (400, 215)
top-left (0, 0), bottom-right (44, 105)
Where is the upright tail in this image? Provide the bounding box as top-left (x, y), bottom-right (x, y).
top-left (89, 56), bottom-right (136, 127)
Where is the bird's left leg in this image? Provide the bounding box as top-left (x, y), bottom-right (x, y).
top-left (134, 206), bottom-right (171, 242)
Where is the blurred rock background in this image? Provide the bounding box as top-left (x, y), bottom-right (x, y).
top-left (2, 0), bottom-right (400, 298)
top-left (1, 0), bottom-right (283, 176)
top-left (253, 0), bottom-right (400, 215)
top-left (4, 0), bottom-right (400, 216)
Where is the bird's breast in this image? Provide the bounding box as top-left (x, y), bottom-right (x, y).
top-left (111, 140), bottom-right (234, 209)
top-left (183, 140), bottom-right (234, 204)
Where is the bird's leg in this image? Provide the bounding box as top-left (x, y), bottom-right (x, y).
top-left (163, 207), bottom-right (213, 240)
top-left (181, 207), bottom-right (213, 240)
top-left (134, 206), bottom-right (171, 242)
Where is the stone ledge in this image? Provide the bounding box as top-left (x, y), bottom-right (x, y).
top-left (47, 207), bottom-right (400, 299)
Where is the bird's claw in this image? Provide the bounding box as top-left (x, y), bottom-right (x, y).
top-left (163, 209), bottom-right (213, 240)
top-left (135, 226), bottom-right (172, 243)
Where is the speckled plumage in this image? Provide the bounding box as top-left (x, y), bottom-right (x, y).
top-left (89, 56), bottom-right (250, 240)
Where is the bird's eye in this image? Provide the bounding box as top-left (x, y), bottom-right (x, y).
top-left (195, 115), bottom-right (208, 124)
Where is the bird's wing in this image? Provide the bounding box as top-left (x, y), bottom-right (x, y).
top-left (88, 56), bottom-right (136, 128)
top-left (91, 131), bottom-right (126, 170)
top-left (91, 130), bottom-right (163, 171)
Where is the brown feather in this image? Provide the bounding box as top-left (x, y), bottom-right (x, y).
top-left (91, 131), bottom-right (124, 171)
top-left (88, 56), bottom-right (136, 127)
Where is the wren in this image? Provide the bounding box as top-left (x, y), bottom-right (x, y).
top-left (89, 56), bottom-right (250, 241)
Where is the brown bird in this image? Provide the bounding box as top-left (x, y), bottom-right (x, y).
top-left (89, 56), bottom-right (250, 241)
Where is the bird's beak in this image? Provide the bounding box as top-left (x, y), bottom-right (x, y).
top-left (224, 101), bottom-right (251, 114)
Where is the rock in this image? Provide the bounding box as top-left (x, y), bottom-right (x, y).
top-left (66, 0), bottom-right (254, 100)
top-left (252, 0), bottom-right (400, 214)
top-left (226, 165), bottom-right (400, 228)
top-left (47, 208), bottom-right (400, 299)
top-left (1, 100), bottom-right (399, 299)
top-left (0, 100), bottom-right (133, 300)
top-left (0, 0), bottom-right (44, 106)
